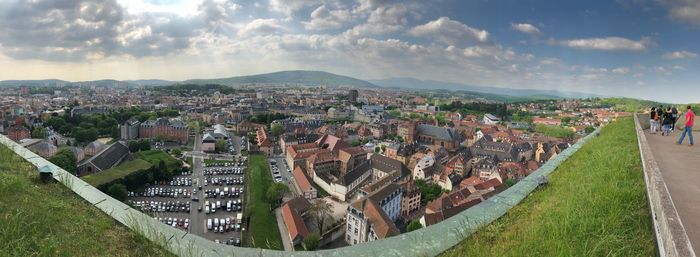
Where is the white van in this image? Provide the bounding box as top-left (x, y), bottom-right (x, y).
top-left (226, 201), bottom-right (232, 212)
top-left (207, 219), bottom-right (212, 230)
top-left (205, 205), bottom-right (210, 214)
top-left (211, 202), bottom-right (216, 213)
top-left (214, 218), bottom-right (220, 227)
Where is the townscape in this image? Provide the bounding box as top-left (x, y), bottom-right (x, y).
top-left (0, 80), bottom-right (631, 250)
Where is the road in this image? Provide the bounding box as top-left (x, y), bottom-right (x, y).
top-left (644, 129), bottom-right (700, 254)
top-left (269, 155), bottom-right (299, 199)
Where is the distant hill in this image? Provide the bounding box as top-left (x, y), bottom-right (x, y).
top-left (125, 79), bottom-right (175, 86)
top-left (0, 79), bottom-right (70, 87)
top-left (183, 70), bottom-right (377, 88)
top-left (369, 77), bottom-right (603, 99)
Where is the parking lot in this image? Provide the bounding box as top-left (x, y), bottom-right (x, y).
top-left (127, 158), bottom-right (247, 246)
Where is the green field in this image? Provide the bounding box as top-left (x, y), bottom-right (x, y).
top-left (244, 154), bottom-right (283, 250)
top-left (0, 145), bottom-right (173, 257)
top-left (534, 123), bottom-right (576, 138)
top-left (134, 150), bottom-right (181, 170)
top-left (81, 159), bottom-right (152, 187)
top-left (441, 118), bottom-right (654, 256)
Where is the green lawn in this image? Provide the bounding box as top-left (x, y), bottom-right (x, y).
top-left (134, 150), bottom-right (181, 170)
top-left (0, 145), bottom-right (173, 257)
top-left (81, 159), bottom-right (152, 187)
top-left (534, 123), bottom-right (576, 138)
top-left (441, 118), bottom-right (654, 256)
top-left (245, 154), bottom-right (283, 250)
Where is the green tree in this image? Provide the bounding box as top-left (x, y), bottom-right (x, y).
top-left (44, 117), bottom-right (67, 131)
top-left (171, 147), bottom-right (182, 156)
top-left (107, 183), bottom-right (128, 202)
top-left (561, 117), bottom-right (572, 124)
top-left (270, 124), bottom-right (284, 137)
top-left (308, 199), bottom-right (333, 235)
top-left (31, 127), bottom-right (47, 139)
top-left (215, 139), bottom-right (227, 153)
top-left (505, 178), bottom-right (517, 187)
top-left (406, 220), bottom-right (423, 232)
top-left (585, 126), bottom-right (596, 134)
top-left (49, 148), bottom-right (77, 174)
top-left (415, 179), bottom-right (444, 204)
top-left (266, 182), bottom-right (290, 205)
top-left (374, 146), bottom-right (381, 153)
top-left (302, 233), bottom-right (321, 251)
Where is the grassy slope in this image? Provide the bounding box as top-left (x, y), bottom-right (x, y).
top-left (134, 150), bottom-right (180, 170)
top-left (82, 159), bottom-right (152, 187)
top-left (441, 118), bottom-right (654, 257)
top-left (0, 145), bottom-right (173, 257)
top-left (245, 154), bottom-right (283, 250)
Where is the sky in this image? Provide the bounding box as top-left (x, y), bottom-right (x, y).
top-left (0, 0), bottom-right (699, 103)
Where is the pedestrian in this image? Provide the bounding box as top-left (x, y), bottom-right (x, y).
top-left (662, 107), bottom-right (673, 136)
top-left (671, 106), bottom-right (679, 132)
top-left (650, 107), bottom-right (658, 134)
top-left (657, 106), bottom-right (664, 134)
top-left (677, 105), bottom-right (695, 146)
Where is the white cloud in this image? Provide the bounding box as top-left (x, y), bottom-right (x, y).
top-left (408, 17), bottom-right (489, 45)
top-left (269, 0), bottom-right (319, 16)
top-left (612, 67), bottom-right (630, 74)
top-left (237, 18), bottom-right (284, 37)
top-left (303, 5), bottom-right (353, 30)
top-left (556, 36), bottom-right (650, 51)
top-left (511, 23), bottom-right (541, 35)
top-left (658, 0), bottom-right (700, 26)
top-left (344, 5), bottom-right (408, 36)
top-left (662, 50), bottom-right (698, 60)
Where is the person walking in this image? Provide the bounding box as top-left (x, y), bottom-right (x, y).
top-left (650, 107), bottom-right (658, 134)
top-left (677, 105), bottom-right (695, 146)
top-left (662, 107), bottom-right (673, 136)
top-left (671, 106), bottom-right (679, 132)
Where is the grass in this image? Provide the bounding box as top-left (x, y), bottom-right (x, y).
top-left (81, 159), bottom-right (152, 187)
top-left (244, 154), bottom-right (283, 250)
top-left (0, 144), bottom-right (173, 257)
top-left (534, 123), bottom-right (576, 138)
top-left (134, 150), bottom-right (181, 170)
top-left (440, 118), bottom-right (654, 256)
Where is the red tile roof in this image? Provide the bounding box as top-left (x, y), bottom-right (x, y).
top-left (293, 167), bottom-right (314, 193)
top-left (282, 202), bottom-right (309, 241)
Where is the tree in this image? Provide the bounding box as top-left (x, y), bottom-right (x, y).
top-left (561, 117), bottom-right (572, 124)
top-left (49, 148), bottom-right (77, 174)
top-left (215, 139), bottom-right (227, 153)
top-left (32, 127), bottom-right (47, 139)
top-left (308, 199), bottom-right (333, 235)
top-left (107, 183), bottom-right (128, 202)
top-left (270, 124), bottom-right (284, 137)
top-left (374, 146), bottom-right (381, 153)
top-left (128, 141), bottom-right (141, 152)
top-left (585, 126), bottom-right (596, 134)
top-left (266, 182), bottom-right (290, 204)
top-left (505, 178), bottom-right (517, 187)
top-left (415, 179), bottom-right (443, 204)
top-left (406, 220), bottom-right (423, 232)
top-left (171, 147), bottom-right (182, 156)
top-left (302, 233), bottom-right (321, 251)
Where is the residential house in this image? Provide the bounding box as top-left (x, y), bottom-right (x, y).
top-left (292, 167), bottom-right (318, 200)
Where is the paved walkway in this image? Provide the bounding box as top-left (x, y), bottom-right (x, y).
top-left (644, 129), bottom-right (700, 253)
top-left (274, 208), bottom-right (293, 251)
